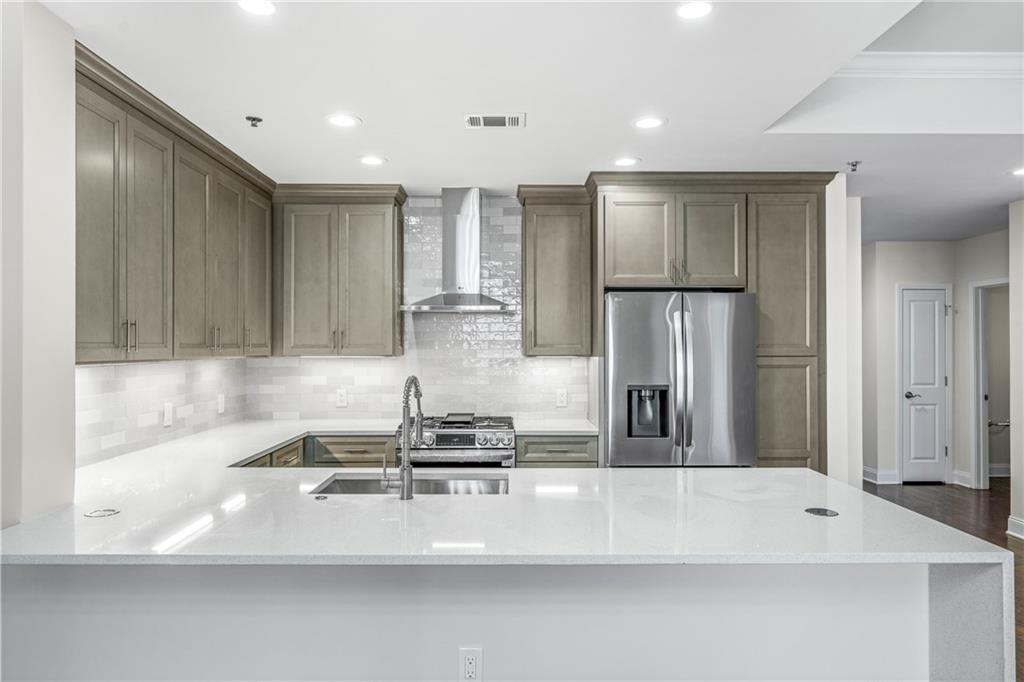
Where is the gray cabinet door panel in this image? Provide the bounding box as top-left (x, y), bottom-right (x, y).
top-left (676, 193), bottom-right (746, 288)
top-left (757, 356), bottom-right (819, 470)
top-left (523, 205), bottom-right (591, 356)
top-left (243, 188), bottom-right (271, 356)
top-left (747, 193), bottom-right (818, 356)
top-left (125, 113), bottom-right (174, 361)
top-left (210, 170), bottom-right (244, 356)
top-left (76, 84), bottom-right (127, 363)
top-left (173, 145), bottom-right (214, 358)
top-left (604, 192), bottom-right (675, 287)
top-left (282, 205), bottom-right (338, 356)
top-left (339, 205), bottom-right (394, 356)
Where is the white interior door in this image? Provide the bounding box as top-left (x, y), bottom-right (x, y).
top-left (900, 288), bottom-right (949, 482)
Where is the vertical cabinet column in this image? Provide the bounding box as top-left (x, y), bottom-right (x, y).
top-left (281, 205), bottom-right (339, 356)
top-left (173, 145), bottom-right (215, 358)
top-left (243, 189), bottom-right (272, 356)
top-left (210, 170), bottom-right (244, 356)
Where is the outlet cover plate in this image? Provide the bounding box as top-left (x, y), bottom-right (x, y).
top-left (459, 647), bottom-right (482, 680)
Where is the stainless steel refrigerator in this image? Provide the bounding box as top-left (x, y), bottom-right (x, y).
top-left (604, 291), bottom-right (756, 466)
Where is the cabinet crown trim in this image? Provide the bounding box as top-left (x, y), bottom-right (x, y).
top-left (585, 171), bottom-right (837, 196)
top-left (273, 184), bottom-right (408, 205)
top-left (75, 43), bottom-right (276, 196)
top-left (516, 185), bottom-right (591, 206)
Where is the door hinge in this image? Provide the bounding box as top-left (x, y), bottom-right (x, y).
top-left (944, 304), bottom-right (951, 317)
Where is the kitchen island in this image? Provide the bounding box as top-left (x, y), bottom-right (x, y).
top-left (1, 421), bottom-right (1014, 681)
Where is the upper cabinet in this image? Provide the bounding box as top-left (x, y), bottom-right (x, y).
top-left (275, 186), bottom-right (406, 357)
top-left (76, 81), bottom-right (174, 363)
top-left (243, 189), bottom-right (272, 356)
top-left (518, 187), bottom-right (592, 356)
top-left (676, 193), bottom-right (746, 288)
top-left (747, 193), bottom-right (818, 356)
top-left (603, 192), bottom-right (676, 287)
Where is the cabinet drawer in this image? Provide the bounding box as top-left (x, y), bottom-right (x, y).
top-left (271, 440), bottom-right (303, 468)
top-left (517, 436), bottom-right (598, 464)
top-left (246, 453), bottom-right (271, 468)
top-left (313, 436), bottom-right (395, 465)
top-left (517, 461), bottom-right (598, 469)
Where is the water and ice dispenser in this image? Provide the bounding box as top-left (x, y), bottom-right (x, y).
top-left (627, 385), bottom-right (668, 438)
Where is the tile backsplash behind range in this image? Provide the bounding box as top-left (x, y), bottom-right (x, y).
top-left (246, 196), bottom-right (593, 421)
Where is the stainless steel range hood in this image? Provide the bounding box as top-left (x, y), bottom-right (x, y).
top-left (401, 187), bottom-right (511, 313)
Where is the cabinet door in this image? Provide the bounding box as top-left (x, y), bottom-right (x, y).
top-left (271, 440), bottom-right (303, 468)
top-left (282, 204), bottom-right (338, 356)
top-left (174, 145), bottom-right (214, 357)
top-left (523, 205), bottom-right (592, 356)
top-left (312, 436), bottom-right (395, 466)
top-left (747, 194), bottom-right (818, 356)
top-left (242, 188), bottom-right (271, 356)
top-left (210, 170), bottom-right (244, 356)
top-left (75, 83), bottom-right (127, 363)
top-left (339, 204), bottom-right (396, 356)
top-left (125, 113), bottom-right (174, 361)
top-left (757, 356), bottom-right (819, 470)
top-left (676, 193), bottom-right (746, 288)
top-left (604, 192), bottom-right (676, 287)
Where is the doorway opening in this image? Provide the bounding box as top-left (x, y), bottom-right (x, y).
top-left (971, 279), bottom-right (1011, 490)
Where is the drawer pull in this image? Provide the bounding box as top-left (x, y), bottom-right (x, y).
top-left (342, 448), bottom-right (369, 454)
top-left (545, 448), bottom-right (570, 453)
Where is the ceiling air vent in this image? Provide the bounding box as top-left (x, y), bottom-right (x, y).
top-left (465, 113), bottom-right (526, 129)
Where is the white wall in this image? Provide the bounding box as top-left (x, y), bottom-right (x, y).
top-left (1009, 201), bottom-right (1024, 538)
top-left (0, 1), bottom-right (76, 527)
top-left (861, 241), bottom-right (956, 483)
top-left (952, 229), bottom-right (1009, 485)
top-left (862, 243), bottom-right (878, 472)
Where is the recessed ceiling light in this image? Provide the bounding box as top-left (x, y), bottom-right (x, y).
top-left (360, 155), bottom-right (387, 166)
top-left (328, 113), bottom-right (362, 128)
top-left (633, 116), bottom-right (667, 129)
top-left (1014, 168), bottom-right (1024, 176)
top-left (677, 2), bottom-right (712, 19)
top-left (237, 0), bottom-right (275, 16)
top-left (614, 157), bottom-right (641, 167)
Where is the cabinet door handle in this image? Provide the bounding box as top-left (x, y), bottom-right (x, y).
top-left (210, 327), bottom-right (216, 351)
top-left (132, 320), bottom-right (139, 352)
top-left (246, 327), bottom-right (252, 351)
top-left (332, 329), bottom-right (337, 349)
top-left (123, 319), bottom-right (130, 350)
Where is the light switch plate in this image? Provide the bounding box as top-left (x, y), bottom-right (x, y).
top-left (555, 388), bottom-right (568, 408)
top-left (336, 388), bottom-right (348, 408)
top-left (217, 393), bottom-right (225, 414)
top-left (162, 402), bottom-right (173, 427)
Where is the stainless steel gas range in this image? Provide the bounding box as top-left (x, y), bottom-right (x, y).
top-left (395, 413), bottom-right (516, 467)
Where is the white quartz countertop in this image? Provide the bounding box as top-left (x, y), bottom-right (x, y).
top-left (0, 420), bottom-right (1008, 566)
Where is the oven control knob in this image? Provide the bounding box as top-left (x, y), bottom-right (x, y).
top-left (421, 433), bottom-right (435, 447)
top-left (500, 433), bottom-right (513, 446)
top-left (476, 433), bottom-right (488, 446)
top-left (488, 433), bottom-right (500, 446)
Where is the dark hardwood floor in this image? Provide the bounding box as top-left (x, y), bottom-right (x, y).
top-left (864, 478), bottom-right (1022, 679)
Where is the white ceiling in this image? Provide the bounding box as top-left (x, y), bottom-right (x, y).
top-left (46, 1), bottom-right (1024, 241)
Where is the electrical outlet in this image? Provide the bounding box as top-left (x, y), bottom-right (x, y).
top-left (555, 388), bottom-right (568, 408)
top-left (335, 388), bottom-right (348, 408)
top-left (217, 393), bottom-right (225, 414)
top-left (162, 402), bottom-right (173, 427)
top-left (459, 647), bottom-right (482, 680)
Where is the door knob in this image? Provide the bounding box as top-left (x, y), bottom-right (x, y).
top-left (904, 391), bottom-right (921, 399)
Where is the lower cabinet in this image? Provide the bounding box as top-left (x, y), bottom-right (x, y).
top-left (516, 436), bottom-right (599, 468)
top-left (311, 436), bottom-right (396, 467)
top-left (756, 356), bottom-right (819, 470)
top-left (270, 440), bottom-right (303, 468)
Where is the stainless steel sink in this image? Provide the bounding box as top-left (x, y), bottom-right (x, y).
top-left (310, 472), bottom-right (509, 495)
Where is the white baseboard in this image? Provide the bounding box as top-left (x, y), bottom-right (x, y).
top-left (1007, 516), bottom-right (1024, 541)
top-left (952, 470), bottom-right (975, 487)
top-left (863, 466), bottom-right (900, 485)
top-left (989, 463), bottom-right (1010, 478)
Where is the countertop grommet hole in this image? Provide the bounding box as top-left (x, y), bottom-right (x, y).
top-left (84, 508), bottom-right (120, 518)
top-left (805, 507), bottom-right (838, 517)
top-left (314, 495), bottom-right (328, 501)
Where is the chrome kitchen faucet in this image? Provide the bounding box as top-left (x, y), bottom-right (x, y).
top-left (382, 375), bottom-right (424, 499)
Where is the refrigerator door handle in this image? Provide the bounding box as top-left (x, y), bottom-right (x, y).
top-left (672, 310), bottom-right (684, 449)
top-left (684, 307), bottom-right (695, 450)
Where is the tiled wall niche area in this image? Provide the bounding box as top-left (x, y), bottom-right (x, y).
top-left (75, 197), bottom-right (595, 465)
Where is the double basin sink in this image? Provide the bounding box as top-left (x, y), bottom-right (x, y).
top-left (310, 472), bottom-right (509, 496)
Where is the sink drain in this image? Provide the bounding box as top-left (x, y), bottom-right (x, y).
top-left (805, 507), bottom-right (838, 517)
top-left (84, 508), bottom-right (120, 518)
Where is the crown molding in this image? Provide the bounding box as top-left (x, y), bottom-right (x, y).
top-left (75, 42), bottom-right (276, 195)
top-left (584, 171), bottom-right (837, 196)
top-left (273, 184), bottom-right (408, 205)
top-left (516, 185), bottom-right (590, 206)
top-left (836, 51), bottom-right (1024, 80)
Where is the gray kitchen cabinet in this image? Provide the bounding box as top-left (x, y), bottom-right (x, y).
top-left (747, 193), bottom-right (818, 356)
top-left (522, 204), bottom-right (592, 356)
top-left (756, 356), bottom-right (819, 470)
top-left (243, 188), bottom-right (272, 356)
top-left (210, 169), bottom-right (245, 356)
top-left (271, 440), bottom-right (303, 468)
top-left (277, 189), bottom-right (405, 357)
top-left (173, 144), bottom-right (215, 358)
top-left (603, 192), bottom-right (676, 287)
top-left (281, 204), bottom-right (339, 356)
top-left (312, 436), bottom-right (396, 467)
top-left (516, 436), bottom-right (599, 467)
top-left (245, 453), bottom-right (272, 468)
top-left (76, 83), bottom-right (128, 363)
top-left (675, 193), bottom-right (746, 288)
top-left (76, 80), bottom-right (174, 363)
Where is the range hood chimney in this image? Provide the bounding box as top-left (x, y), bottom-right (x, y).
top-left (401, 187), bottom-right (511, 313)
